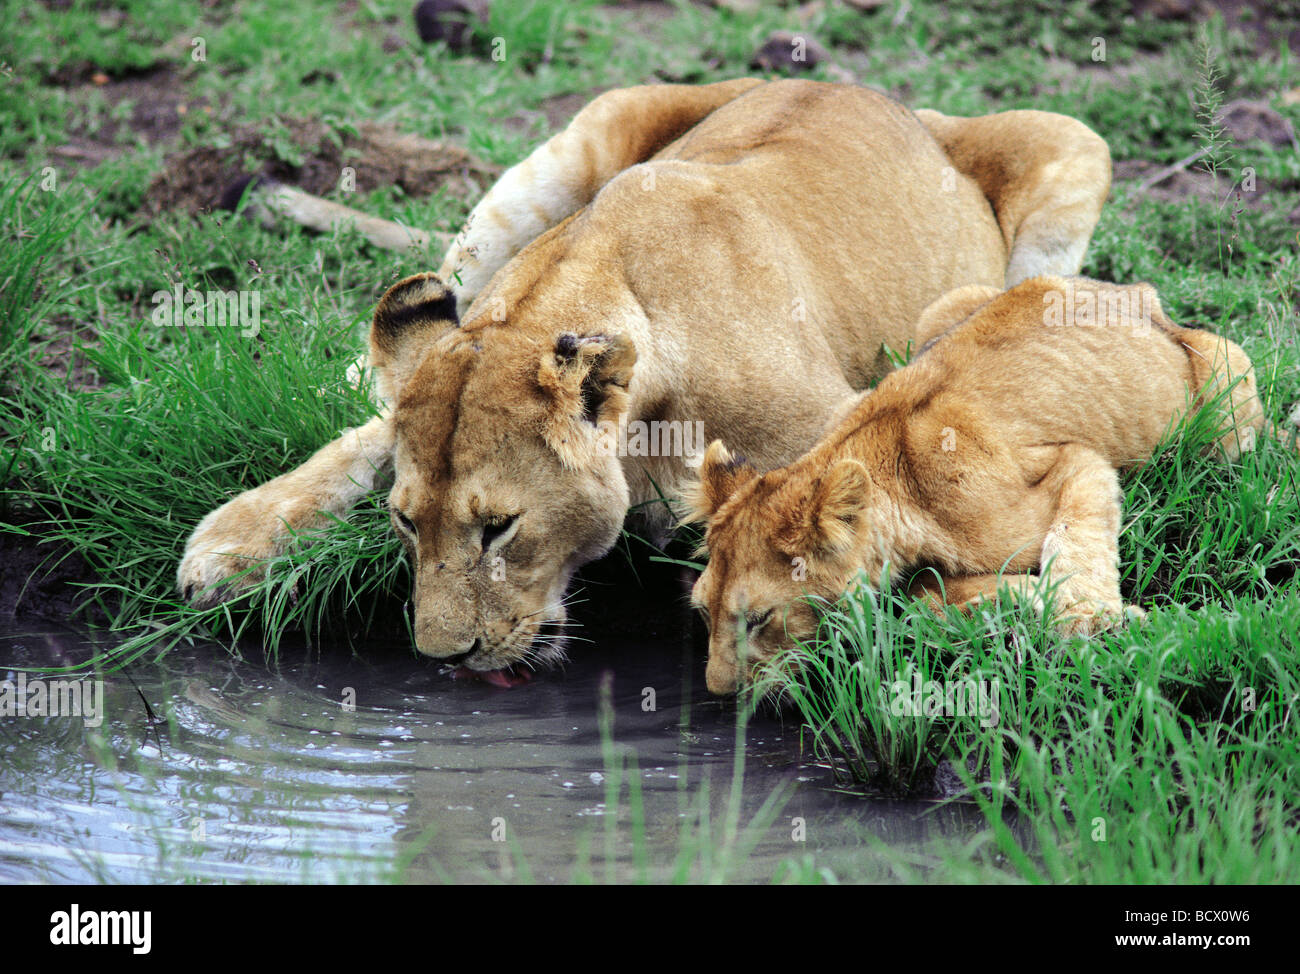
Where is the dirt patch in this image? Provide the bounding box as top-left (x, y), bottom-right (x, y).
top-left (1113, 158), bottom-right (1300, 226)
top-left (1114, 158), bottom-right (1227, 205)
top-left (1218, 99), bottom-right (1298, 150)
top-left (34, 315), bottom-right (103, 391)
top-left (143, 118), bottom-right (499, 216)
top-left (0, 521), bottom-right (109, 625)
top-left (503, 87), bottom-right (616, 135)
top-left (50, 64), bottom-right (207, 169)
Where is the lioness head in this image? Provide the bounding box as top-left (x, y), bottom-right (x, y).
top-left (687, 440), bottom-right (872, 695)
top-left (369, 273), bottom-right (637, 678)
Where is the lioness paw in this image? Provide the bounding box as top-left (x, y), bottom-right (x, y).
top-left (177, 419), bottom-right (394, 607)
top-left (177, 488), bottom-right (322, 607)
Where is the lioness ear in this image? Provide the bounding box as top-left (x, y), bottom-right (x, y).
top-left (915, 284), bottom-right (1002, 347)
top-left (777, 459), bottom-right (870, 557)
top-left (682, 440), bottom-right (757, 525)
top-left (368, 273), bottom-right (460, 406)
top-left (537, 332), bottom-right (637, 468)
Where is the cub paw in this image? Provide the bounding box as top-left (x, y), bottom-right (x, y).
top-left (1054, 601), bottom-right (1144, 637)
top-left (177, 487), bottom-right (322, 607)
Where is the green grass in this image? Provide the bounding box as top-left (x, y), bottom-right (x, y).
top-left (761, 585), bottom-right (1299, 882)
top-left (2, 0), bottom-right (1299, 883)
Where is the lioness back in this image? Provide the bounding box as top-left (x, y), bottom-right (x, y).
top-left (517, 80), bottom-right (1009, 391)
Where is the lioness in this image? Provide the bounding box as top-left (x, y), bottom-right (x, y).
top-left (177, 79), bottom-right (1111, 683)
top-left (687, 276), bottom-right (1279, 695)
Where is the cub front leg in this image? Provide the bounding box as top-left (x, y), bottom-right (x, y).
top-left (1037, 444), bottom-right (1139, 635)
top-left (907, 571), bottom-right (1043, 616)
top-left (177, 416), bottom-right (394, 606)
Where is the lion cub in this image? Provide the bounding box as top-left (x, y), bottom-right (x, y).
top-left (688, 276), bottom-right (1272, 695)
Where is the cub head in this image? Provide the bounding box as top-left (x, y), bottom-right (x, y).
top-left (369, 273), bottom-right (637, 679)
top-left (686, 441), bottom-right (872, 696)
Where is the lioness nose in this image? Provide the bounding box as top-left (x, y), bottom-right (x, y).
top-left (705, 654), bottom-right (740, 696)
top-left (440, 640), bottom-right (481, 667)
top-left (417, 635), bottom-right (479, 661)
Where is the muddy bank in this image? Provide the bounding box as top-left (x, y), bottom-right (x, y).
top-left (144, 118), bottom-right (498, 217)
top-left (0, 518), bottom-right (109, 625)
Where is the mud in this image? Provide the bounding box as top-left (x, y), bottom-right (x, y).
top-left (143, 118), bottom-right (498, 217)
top-left (45, 64), bottom-right (202, 170)
top-left (0, 517), bottom-right (108, 625)
top-left (1113, 158), bottom-right (1282, 210)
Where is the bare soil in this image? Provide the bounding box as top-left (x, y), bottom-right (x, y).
top-left (48, 64), bottom-right (204, 169)
top-left (143, 118), bottom-right (498, 217)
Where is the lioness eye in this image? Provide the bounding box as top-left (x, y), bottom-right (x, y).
top-left (482, 514), bottom-right (519, 549)
top-left (745, 609), bottom-right (773, 632)
top-left (392, 510), bottom-right (417, 537)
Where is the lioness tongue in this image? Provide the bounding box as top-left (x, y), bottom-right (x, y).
top-left (450, 665), bottom-right (533, 689)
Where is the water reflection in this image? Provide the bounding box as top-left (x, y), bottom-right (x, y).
top-left (0, 578), bottom-right (987, 883)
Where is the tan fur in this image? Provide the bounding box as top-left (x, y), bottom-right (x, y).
top-left (178, 80), bottom-right (1112, 676)
top-left (913, 284), bottom-right (1002, 346)
top-left (690, 276), bottom-right (1278, 695)
top-left (914, 109), bottom-right (1113, 286)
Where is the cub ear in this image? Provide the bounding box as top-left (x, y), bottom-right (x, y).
top-left (682, 440), bottom-right (757, 525)
top-left (537, 332), bottom-right (637, 468)
top-left (776, 459), bottom-right (870, 557)
top-left (368, 273), bottom-right (460, 406)
top-left (914, 284), bottom-right (1002, 347)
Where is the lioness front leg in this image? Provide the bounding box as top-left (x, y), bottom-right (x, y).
top-left (177, 416), bottom-right (394, 606)
top-left (1037, 445), bottom-right (1138, 635)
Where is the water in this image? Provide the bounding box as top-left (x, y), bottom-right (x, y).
top-left (0, 573), bottom-right (986, 883)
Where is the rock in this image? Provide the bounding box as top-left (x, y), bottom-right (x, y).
top-left (1130, 0), bottom-right (1205, 20)
top-left (931, 759), bottom-right (969, 800)
top-left (795, 0), bottom-right (826, 26)
top-left (412, 0), bottom-right (488, 52)
top-left (750, 30), bottom-right (830, 73)
top-left (1218, 99), bottom-right (1298, 149)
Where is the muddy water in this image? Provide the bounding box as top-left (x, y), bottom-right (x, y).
top-left (0, 568), bottom-right (984, 883)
